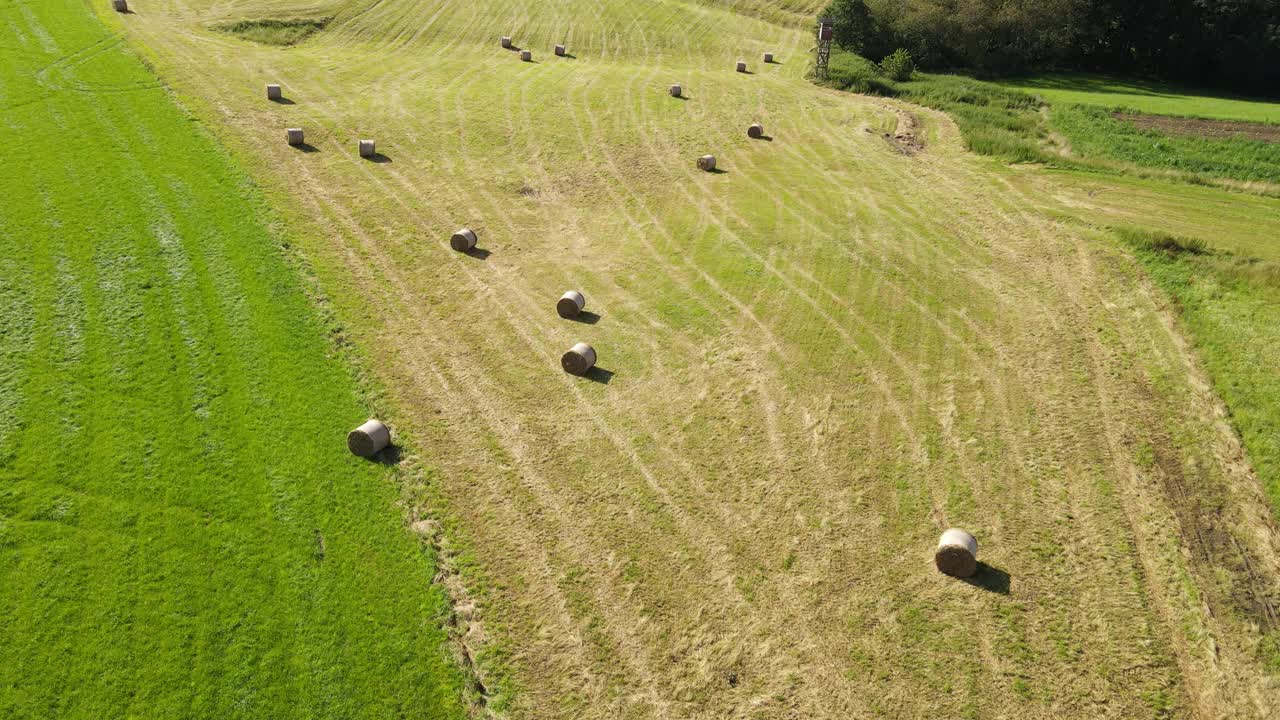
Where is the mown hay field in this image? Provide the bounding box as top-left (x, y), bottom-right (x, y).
top-left (11, 0), bottom-right (1280, 718)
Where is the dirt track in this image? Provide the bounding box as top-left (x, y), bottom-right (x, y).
top-left (114, 0), bottom-right (1280, 717)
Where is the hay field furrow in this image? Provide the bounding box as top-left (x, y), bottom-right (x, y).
top-left (105, 0), bottom-right (1280, 718)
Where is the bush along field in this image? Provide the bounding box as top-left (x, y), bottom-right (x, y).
top-left (0, 1), bottom-right (471, 718)
top-left (821, 48), bottom-right (1280, 190)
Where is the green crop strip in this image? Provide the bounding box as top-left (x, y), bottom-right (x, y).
top-left (0, 1), bottom-right (467, 718)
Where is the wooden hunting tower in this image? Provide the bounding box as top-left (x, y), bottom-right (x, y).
top-left (816, 17), bottom-right (834, 80)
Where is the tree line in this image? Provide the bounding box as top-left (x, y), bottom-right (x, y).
top-left (822, 0), bottom-right (1280, 92)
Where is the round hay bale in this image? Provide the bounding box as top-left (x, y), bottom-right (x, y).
top-left (521, 50), bottom-right (532, 62)
top-left (347, 419), bottom-right (391, 458)
top-left (555, 44), bottom-right (566, 57)
top-left (557, 290), bottom-right (586, 319)
top-left (359, 139), bottom-right (375, 157)
top-left (286, 128), bottom-right (304, 146)
top-left (112, 0), bottom-right (128, 12)
top-left (501, 36), bottom-right (512, 48)
top-left (736, 61), bottom-right (747, 73)
top-left (669, 84), bottom-right (682, 98)
top-left (697, 155), bottom-right (717, 172)
top-left (763, 52), bottom-right (774, 63)
top-left (935, 528), bottom-right (978, 578)
top-left (451, 228), bottom-right (477, 252)
top-left (561, 342), bottom-right (596, 376)
top-left (747, 124), bottom-right (765, 139)
top-left (266, 84), bottom-right (282, 100)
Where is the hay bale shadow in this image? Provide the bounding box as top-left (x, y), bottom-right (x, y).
top-left (672, 94), bottom-right (690, 101)
top-left (569, 310), bottom-right (601, 325)
top-left (464, 247), bottom-right (492, 260)
top-left (961, 562), bottom-right (1010, 594)
top-left (364, 152), bottom-right (392, 164)
top-left (506, 44), bottom-right (522, 52)
top-left (561, 52), bottom-right (577, 59)
top-left (585, 367), bottom-right (614, 384)
top-left (270, 97), bottom-right (295, 105)
top-left (707, 167), bottom-right (728, 174)
top-left (756, 135), bottom-right (774, 142)
top-left (294, 143), bottom-right (319, 153)
top-left (371, 445), bottom-right (403, 466)
top-left (739, 69), bottom-right (755, 75)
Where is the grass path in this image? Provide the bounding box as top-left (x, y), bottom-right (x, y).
top-left (108, 0), bottom-right (1280, 717)
top-left (0, 1), bottom-right (469, 718)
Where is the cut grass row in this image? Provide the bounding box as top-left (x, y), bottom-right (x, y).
top-left (823, 46), bottom-right (1280, 672)
top-left (0, 1), bottom-right (468, 717)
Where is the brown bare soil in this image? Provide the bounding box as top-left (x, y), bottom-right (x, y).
top-left (1114, 112), bottom-right (1280, 143)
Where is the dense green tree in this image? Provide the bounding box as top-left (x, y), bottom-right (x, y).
top-left (820, 0), bottom-right (1280, 91)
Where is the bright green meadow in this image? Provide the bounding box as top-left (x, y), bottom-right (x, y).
top-left (0, 1), bottom-right (466, 718)
top-left (999, 74), bottom-right (1280, 124)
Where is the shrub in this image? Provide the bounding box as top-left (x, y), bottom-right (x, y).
top-left (880, 49), bottom-right (916, 82)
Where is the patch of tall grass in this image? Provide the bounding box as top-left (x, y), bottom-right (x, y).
top-left (823, 50), bottom-right (1047, 162)
top-left (1115, 228), bottom-right (1280, 523)
top-left (213, 18), bottom-right (329, 46)
top-left (1053, 106), bottom-right (1280, 184)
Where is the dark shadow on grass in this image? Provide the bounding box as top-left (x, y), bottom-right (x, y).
top-left (739, 70), bottom-right (755, 75)
top-left (506, 44), bottom-right (522, 52)
top-left (1004, 72), bottom-right (1280, 104)
top-left (364, 152), bottom-right (392, 164)
top-left (561, 53), bottom-right (577, 59)
top-left (294, 143), bottom-right (319, 153)
top-left (569, 310), bottom-right (601, 325)
top-left (757, 135), bottom-right (774, 142)
top-left (672, 94), bottom-right (690, 101)
top-left (464, 247), bottom-right (492, 260)
top-left (585, 367), bottom-right (614, 384)
top-left (270, 97), bottom-right (295, 105)
top-left (961, 562), bottom-right (1010, 595)
top-left (372, 445), bottom-right (403, 466)
top-left (707, 167), bottom-right (729, 174)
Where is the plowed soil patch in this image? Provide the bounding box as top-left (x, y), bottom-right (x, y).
top-left (1114, 112), bottom-right (1280, 143)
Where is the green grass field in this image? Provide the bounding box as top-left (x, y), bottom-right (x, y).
top-left (1115, 231), bottom-right (1280, 511)
top-left (0, 1), bottom-right (468, 718)
top-left (825, 52), bottom-right (1280, 187)
top-left (6, 0), bottom-right (1280, 717)
top-left (999, 74), bottom-right (1280, 124)
top-left (1052, 105), bottom-right (1280, 184)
